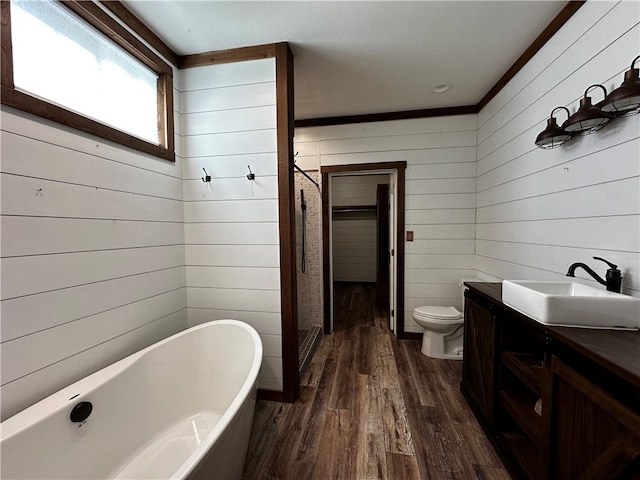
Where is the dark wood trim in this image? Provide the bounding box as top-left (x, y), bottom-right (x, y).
top-left (1, 0), bottom-right (175, 161)
top-left (1, 1), bottom-right (13, 89)
top-left (321, 161), bottom-right (407, 337)
top-left (100, 1), bottom-right (180, 67)
top-left (376, 184), bottom-right (390, 309)
top-left (395, 165), bottom-right (407, 339)
top-left (477, 0), bottom-right (586, 110)
top-left (295, 105), bottom-right (478, 128)
top-left (178, 43), bottom-right (277, 69)
top-left (322, 162), bottom-right (409, 174)
top-left (257, 389), bottom-right (285, 402)
top-left (0, 88), bottom-right (175, 161)
top-left (62, 2), bottom-right (172, 75)
top-left (321, 170), bottom-right (332, 334)
top-left (275, 42), bottom-right (299, 404)
top-left (403, 332), bottom-right (423, 341)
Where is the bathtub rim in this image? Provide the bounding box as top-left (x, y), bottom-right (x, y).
top-left (1, 319), bottom-right (263, 479)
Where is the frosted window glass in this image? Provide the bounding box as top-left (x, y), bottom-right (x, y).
top-left (11, 0), bottom-right (159, 144)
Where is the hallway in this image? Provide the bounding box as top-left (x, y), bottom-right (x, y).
top-left (242, 283), bottom-right (509, 479)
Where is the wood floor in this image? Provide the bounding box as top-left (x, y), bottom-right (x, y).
top-left (242, 283), bottom-right (510, 479)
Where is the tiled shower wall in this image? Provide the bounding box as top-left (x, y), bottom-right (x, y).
top-left (295, 171), bottom-right (322, 335)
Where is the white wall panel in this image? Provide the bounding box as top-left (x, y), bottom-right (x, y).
top-left (179, 58), bottom-right (274, 90)
top-left (0, 105), bottom-right (187, 420)
top-left (186, 287), bottom-right (281, 313)
top-left (1, 173), bottom-right (184, 222)
top-left (0, 109), bottom-right (182, 178)
top-left (406, 178), bottom-right (476, 195)
top-left (0, 310), bottom-right (185, 421)
top-left (2, 267), bottom-right (185, 342)
top-left (186, 266), bottom-right (280, 289)
top-left (182, 175), bottom-right (278, 201)
top-left (319, 115), bottom-right (477, 139)
top-left (184, 223), bottom-right (279, 245)
top-left (304, 114), bottom-right (478, 333)
top-left (2, 217), bottom-right (183, 257)
top-left (2, 245), bottom-right (184, 300)
top-left (184, 199), bottom-right (279, 223)
top-left (180, 59), bottom-right (282, 391)
top-left (406, 209), bottom-right (476, 225)
top-left (477, 177), bottom-right (639, 224)
top-left (183, 129), bottom-right (277, 158)
top-left (182, 82), bottom-right (275, 113)
top-left (1, 290), bottom-right (186, 384)
top-left (182, 105), bottom-right (276, 135)
top-left (187, 308), bottom-right (282, 335)
top-left (185, 245), bottom-right (280, 268)
top-left (182, 152), bottom-right (278, 179)
top-left (475, 1), bottom-right (640, 298)
top-left (1, 131), bottom-right (183, 200)
top-left (321, 130), bottom-right (476, 155)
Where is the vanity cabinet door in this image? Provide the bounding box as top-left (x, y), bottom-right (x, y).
top-left (551, 358), bottom-right (640, 480)
top-left (462, 295), bottom-right (497, 427)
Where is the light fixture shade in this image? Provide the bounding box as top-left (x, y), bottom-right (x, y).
top-left (535, 107), bottom-right (572, 149)
top-left (601, 55), bottom-right (640, 117)
top-left (562, 84), bottom-right (611, 135)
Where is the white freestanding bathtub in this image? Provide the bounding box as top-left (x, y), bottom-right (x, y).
top-left (0, 320), bottom-right (263, 480)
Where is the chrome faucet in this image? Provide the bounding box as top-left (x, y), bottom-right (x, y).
top-left (566, 256), bottom-right (622, 293)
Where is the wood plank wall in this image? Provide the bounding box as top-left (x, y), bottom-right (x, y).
top-left (476, 1), bottom-right (640, 297)
top-left (179, 58), bottom-right (285, 392)
top-left (0, 96), bottom-right (187, 420)
top-left (295, 117), bottom-right (478, 334)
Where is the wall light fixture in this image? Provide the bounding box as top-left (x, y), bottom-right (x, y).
top-left (601, 55), bottom-right (640, 117)
top-left (535, 106), bottom-right (572, 149)
top-left (563, 84), bottom-right (610, 135)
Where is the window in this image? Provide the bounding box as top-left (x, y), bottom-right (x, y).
top-left (1, 0), bottom-right (174, 161)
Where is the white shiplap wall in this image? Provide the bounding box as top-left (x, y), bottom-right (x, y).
top-left (295, 116), bottom-right (478, 333)
top-left (476, 0), bottom-right (640, 298)
top-left (0, 103), bottom-right (187, 420)
top-left (179, 58), bottom-right (284, 391)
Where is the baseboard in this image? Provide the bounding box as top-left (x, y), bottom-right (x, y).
top-left (400, 332), bottom-right (422, 341)
top-left (257, 389), bottom-right (285, 402)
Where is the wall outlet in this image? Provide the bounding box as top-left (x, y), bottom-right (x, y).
top-left (406, 231), bottom-right (414, 241)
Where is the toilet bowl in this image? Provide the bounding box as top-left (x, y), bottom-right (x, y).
top-left (412, 280), bottom-right (477, 359)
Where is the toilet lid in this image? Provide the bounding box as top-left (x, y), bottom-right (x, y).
top-left (413, 305), bottom-right (462, 320)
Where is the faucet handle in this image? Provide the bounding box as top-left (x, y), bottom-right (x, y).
top-left (593, 256), bottom-right (618, 270)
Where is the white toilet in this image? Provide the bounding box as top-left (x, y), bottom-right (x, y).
top-left (412, 280), bottom-right (476, 360)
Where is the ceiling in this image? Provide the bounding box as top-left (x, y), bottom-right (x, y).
top-left (123, 1), bottom-right (570, 121)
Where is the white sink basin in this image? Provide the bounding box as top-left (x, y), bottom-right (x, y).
top-left (502, 280), bottom-right (640, 330)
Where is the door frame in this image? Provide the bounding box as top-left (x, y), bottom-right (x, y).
top-left (321, 161), bottom-right (407, 337)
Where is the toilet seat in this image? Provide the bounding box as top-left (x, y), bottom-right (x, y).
top-left (413, 306), bottom-right (462, 322)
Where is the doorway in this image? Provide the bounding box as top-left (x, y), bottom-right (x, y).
top-left (321, 162), bottom-right (406, 337)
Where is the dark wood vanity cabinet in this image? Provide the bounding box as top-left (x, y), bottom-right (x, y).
top-left (461, 283), bottom-right (640, 480)
top-left (461, 294), bottom-right (498, 426)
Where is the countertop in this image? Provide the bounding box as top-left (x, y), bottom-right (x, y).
top-left (465, 282), bottom-right (640, 388)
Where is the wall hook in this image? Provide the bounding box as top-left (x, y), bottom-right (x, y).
top-left (202, 168), bottom-right (211, 183)
top-left (247, 165), bottom-right (255, 181)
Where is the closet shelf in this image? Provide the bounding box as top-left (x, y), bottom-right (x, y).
top-left (332, 205), bottom-right (376, 213)
top-left (332, 205), bottom-right (377, 220)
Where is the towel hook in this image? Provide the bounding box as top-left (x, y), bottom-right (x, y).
top-left (247, 165), bottom-right (255, 181)
top-left (202, 168), bottom-right (211, 183)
